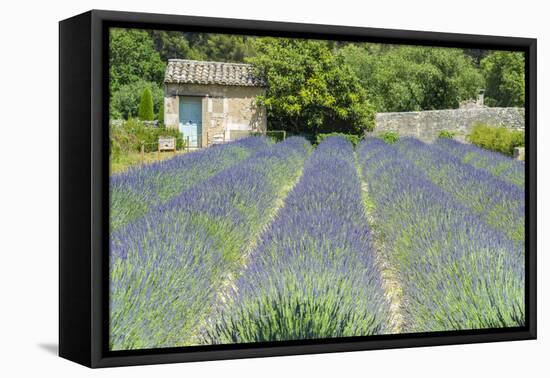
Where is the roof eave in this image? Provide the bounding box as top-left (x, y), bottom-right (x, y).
top-left (164, 80), bottom-right (267, 88)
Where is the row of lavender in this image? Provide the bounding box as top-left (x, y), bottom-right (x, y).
top-left (109, 137), bottom-right (311, 350)
top-left (359, 138), bottom-right (524, 332)
top-left (203, 137), bottom-right (391, 343)
top-left (395, 138), bottom-right (525, 244)
top-left (435, 138), bottom-right (524, 188)
top-left (110, 137), bottom-right (271, 232)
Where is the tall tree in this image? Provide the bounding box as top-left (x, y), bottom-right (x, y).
top-left (481, 51), bottom-right (525, 107)
top-left (184, 34), bottom-right (256, 62)
top-left (247, 38), bottom-right (375, 135)
top-left (148, 30), bottom-right (204, 61)
top-left (109, 28), bottom-right (165, 92)
top-left (463, 48), bottom-right (490, 65)
top-left (203, 34), bottom-right (256, 62)
top-left (340, 44), bottom-right (484, 112)
top-left (138, 87), bottom-right (154, 121)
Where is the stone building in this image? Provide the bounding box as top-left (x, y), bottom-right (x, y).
top-left (164, 59), bottom-right (268, 148)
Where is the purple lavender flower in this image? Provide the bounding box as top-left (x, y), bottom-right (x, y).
top-left (203, 136), bottom-right (391, 344)
top-left (109, 137), bottom-right (311, 350)
top-left (358, 138), bottom-right (524, 332)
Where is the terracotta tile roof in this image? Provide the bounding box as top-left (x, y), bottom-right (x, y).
top-left (164, 59), bottom-right (267, 87)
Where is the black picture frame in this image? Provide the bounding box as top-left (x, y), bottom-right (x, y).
top-left (59, 9), bottom-right (537, 368)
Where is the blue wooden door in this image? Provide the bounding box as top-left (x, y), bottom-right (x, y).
top-left (179, 96), bottom-right (202, 147)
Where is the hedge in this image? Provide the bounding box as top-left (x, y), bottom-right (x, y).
top-left (467, 124), bottom-right (524, 156)
top-left (315, 132), bottom-right (361, 146)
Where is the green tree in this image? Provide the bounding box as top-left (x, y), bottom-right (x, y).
top-left (148, 30), bottom-right (204, 61)
top-left (109, 28), bottom-right (165, 92)
top-left (138, 87), bottom-right (154, 121)
top-left (463, 48), bottom-right (490, 65)
top-left (340, 44), bottom-right (483, 112)
top-left (110, 80), bottom-right (163, 120)
top-left (183, 33), bottom-right (256, 62)
top-left (157, 103), bottom-right (164, 125)
top-left (247, 38), bottom-right (375, 135)
top-left (203, 35), bottom-right (256, 62)
top-left (481, 51), bottom-right (525, 107)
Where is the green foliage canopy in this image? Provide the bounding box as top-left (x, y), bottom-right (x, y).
top-left (340, 44), bottom-right (484, 112)
top-left (110, 80), bottom-right (163, 120)
top-left (247, 38), bottom-right (376, 135)
top-left (481, 51), bottom-right (525, 107)
top-left (107, 27), bottom-right (525, 137)
top-left (148, 30), bottom-right (204, 61)
top-left (202, 35), bottom-right (256, 62)
top-left (109, 28), bottom-right (165, 93)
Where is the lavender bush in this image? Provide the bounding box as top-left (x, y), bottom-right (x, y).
top-left (435, 138), bottom-right (524, 188)
top-left (110, 136), bottom-right (271, 232)
top-left (359, 138), bottom-right (524, 332)
top-left (396, 138), bottom-right (525, 243)
top-left (203, 137), bottom-right (390, 343)
top-left (108, 133), bottom-right (525, 348)
top-left (109, 137), bottom-right (311, 350)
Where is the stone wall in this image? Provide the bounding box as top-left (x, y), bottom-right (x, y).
top-left (370, 107), bottom-right (525, 142)
top-left (164, 83), bottom-right (267, 147)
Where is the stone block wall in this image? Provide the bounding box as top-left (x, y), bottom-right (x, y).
top-left (370, 107), bottom-right (525, 142)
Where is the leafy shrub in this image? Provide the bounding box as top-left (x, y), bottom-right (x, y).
top-left (467, 123), bottom-right (525, 156)
top-left (110, 119), bottom-right (184, 162)
top-left (157, 103), bottom-right (164, 125)
top-left (138, 87), bottom-right (155, 121)
top-left (481, 51), bottom-right (525, 107)
top-left (316, 132), bottom-right (361, 146)
top-left (110, 137), bottom-right (122, 163)
top-left (262, 130), bottom-right (287, 143)
top-left (110, 80), bottom-right (163, 120)
top-left (378, 131), bottom-right (399, 144)
top-left (438, 130), bottom-right (456, 139)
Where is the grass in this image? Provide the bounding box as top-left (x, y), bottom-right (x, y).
top-left (110, 150), bottom-right (192, 174)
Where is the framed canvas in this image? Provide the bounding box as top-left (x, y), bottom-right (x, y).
top-left (59, 9), bottom-right (537, 368)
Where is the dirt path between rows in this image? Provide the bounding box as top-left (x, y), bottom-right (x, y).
top-left (188, 156), bottom-right (309, 344)
top-left (217, 165), bottom-right (306, 304)
top-left (356, 156), bottom-right (404, 334)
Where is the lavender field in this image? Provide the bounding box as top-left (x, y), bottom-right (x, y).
top-left (109, 135), bottom-right (525, 350)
